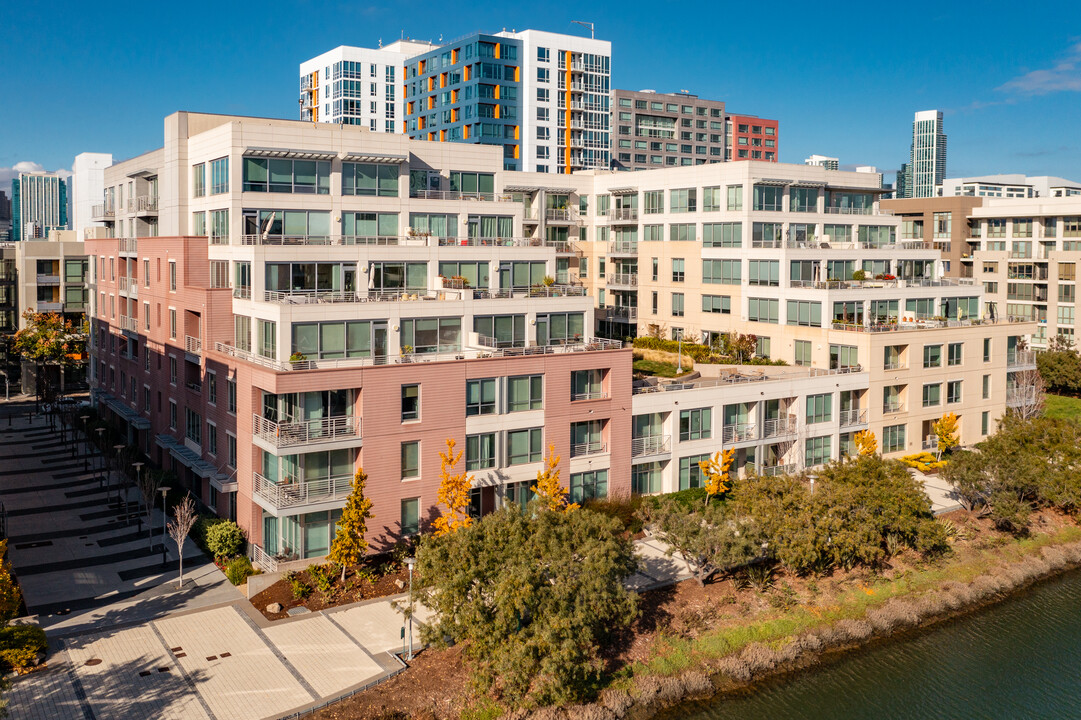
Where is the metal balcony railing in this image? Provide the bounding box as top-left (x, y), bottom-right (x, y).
top-left (756, 463), bottom-right (797, 477)
top-left (631, 435), bottom-right (671, 457)
top-left (839, 408), bottom-right (869, 426)
top-left (883, 401), bottom-right (905, 414)
top-left (119, 237), bottom-right (138, 254)
top-left (252, 414), bottom-right (360, 448)
top-left (571, 390), bottom-right (609, 401)
top-left (1007, 350), bottom-right (1037, 368)
top-left (128, 195), bottom-right (159, 213)
top-left (609, 240), bottom-right (639, 254)
top-left (570, 441), bottom-right (607, 458)
top-left (722, 423), bottom-right (757, 443)
top-left (119, 315), bottom-right (138, 332)
top-left (185, 336), bottom-right (202, 355)
top-left (607, 273), bottom-right (638, 287)
top-left (610, 208), bottom-right (639, 222)
top-left (545, 208), bottom-right (578, 222)
top-left (762, 416), bottom-right (798, 438)
top-left (253, 471), bottom-right (354, 511)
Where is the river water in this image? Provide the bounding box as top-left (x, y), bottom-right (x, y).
top-left (677, 568), bottom-right (1081, 720)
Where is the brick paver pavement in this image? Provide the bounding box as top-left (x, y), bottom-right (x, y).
top-left (262, 614), bottom-right (383, 699)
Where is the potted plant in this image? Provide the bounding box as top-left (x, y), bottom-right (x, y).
top-left (400, 344), bottom-right (414, 363)
top-left (289, 351), bottom-right (307, 367)
top-left (851, 269), bottom-right (866, 282)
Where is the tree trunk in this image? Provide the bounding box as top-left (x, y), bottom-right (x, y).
top-left (341, 564), bottom-right (347, 583)
top-left (178, 552), bottom-right (184, 588)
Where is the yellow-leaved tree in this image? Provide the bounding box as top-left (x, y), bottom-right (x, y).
top-left (854, 430), bottom-right (877, 456)
top-left (329, 468), bottom-right (374, 582)
top-left (933, 412), bottom-right (960, 459)
top-left (532, 444), bottom-right (578, 512)
top-left (433, 438), bottom-right (474, 536)
top-left (698, 449), bottom-right (735, 505)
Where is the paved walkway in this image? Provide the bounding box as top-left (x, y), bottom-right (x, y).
top-left (0, 410), bottom-right (690, 720)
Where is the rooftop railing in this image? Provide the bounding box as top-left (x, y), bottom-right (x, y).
top-left (407, 190), bottom-right (515, 202)
top-left (240, 234), bottom-right (545, 248)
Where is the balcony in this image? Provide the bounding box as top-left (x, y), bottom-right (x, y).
top-left (185, 335), bottom-right (202, 356)
top-left (185, 381), bottom-right (202, 394)
top-left (571, 389), bottom-right (609, 401)
top-left (762, 416), bottom-right (798, 438)
top-left (1007, 350), bottom-right (1037, 369)
top-left (607, 273), bottom-right (638, 288)
top-left (241, 234), bottom-right (544, 248)
top-left (632, 435), bottom-right (671, 458)
top-left (839, 408), bottom-right (869, 427)
top-left (545, 240), bottom-right (581, 255)
top-left (882, 401), bottom-right (905, 415)
top-left (545, 208), bottom-right (579, 223)
top-left (603, 306), bottom-right (638, 321)
top-left (91, 204), bottom-right (115, 220)
top-left (407, 190), bottom-right (513, 203)
top-left (36, 273), bottom-right (60, 285)
top-left (119, 315), bottom-right (138, 333)
top-left (119, 237), bottom-right (138, 254)
top-left (1006, 386), bottom-right (1039, 407)
top-left (36, 301), bottom-right (63, 312)
top-left (824, 206), bottom-right (876, 215)
top-left (609, 208), bottom-right (638, 223)
top-left (118, 276), bottom-right (137, 298)
top-left (253, 471), bottom-right (353, 514)
top-left (609, 240), bottom-right (639, 256)
top-left (570, 441), bottom-right (607, 458)
top-left (755, 463), bottom-right (797, 477)
top-left (722, 423), bottom-right (758, 443)
top-left (253, 414), bottom-right (360, 449)
top-left (884, 361), bottom-right (907, 371)
top-left (129, 195), bottom-right (159, 214)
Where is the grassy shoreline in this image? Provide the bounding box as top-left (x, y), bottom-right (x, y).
top-left (581, 517), bottom-right (1081, 720)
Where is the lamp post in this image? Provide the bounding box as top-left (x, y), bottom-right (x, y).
top-left (676, 336), bottom-right (683, 374)
top-left (95, 427), bottom-right (105, 488)
top-left (405, 556), bottom-right (416, 661)
top-left (160, 487), bottom-right (170, 565)
top-left (79, 415), bottom-right (89, 472)
top-left (112, 444), bottom-right (126, 509)
top-left (131, 462), bottom-right (144, 532)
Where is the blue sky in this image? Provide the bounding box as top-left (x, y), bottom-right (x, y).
top-left (2, 0), bottom-right (1080, 185)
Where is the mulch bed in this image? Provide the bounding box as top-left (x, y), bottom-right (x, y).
top-left (250, 559), bottom-right (410, 622)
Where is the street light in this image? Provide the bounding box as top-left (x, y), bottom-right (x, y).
top-left (160, 487), bottom-right (170, 565)
top-left (113, 444), bottom-right (126, 509)
top-left (405, 556), bottom-right (416, 661)
top-left (95, 428), bottom-right (105, 488)
top-left (79, 415), bottom-right (89, 472)
top-left (131, 462), bottom-right (144, 532)
top-left (676, 336), bottom-right (684, 374)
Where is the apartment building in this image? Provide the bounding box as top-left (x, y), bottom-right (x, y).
top-left (299, 40), bottom-right (436, 128)
top-left (11, 171), bottom-right (68, 241)
top-left (71, 152), bottom-right (114, 240)
top-left (85, 112), bottom-right (636, 565)
top-left (900, 110), bottom-right (947, 199)
top-left (84, 111), bottom-right (1036, 567)
top-left (805, 155), bottom-right (839, 170)
top-left (882, 195), bottom-right (985, 277)
top-left (611, 90), bottom-right (728, 171)
top-left (300, 29), bottom-right (611, 174)
top-left (551, 161), bottom-right (1035, 453)
top-left (936, 174), bottom-right (1081, 199)
top-left (725, 114), bottom-right (779, 162)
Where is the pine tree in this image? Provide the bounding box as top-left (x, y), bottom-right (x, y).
top-left (698, 449), bottom-right (734, 505)
top-left (329, 468), bottom-right (374, 581)
top-left (855, 430), bottom-right (878, 456)
top-left (532, 444), bottom-right (578, 512)
top-left (433, 438), bottom-right (474, 536)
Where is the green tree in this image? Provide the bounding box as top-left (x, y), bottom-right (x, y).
top-left (1037, 347), bottom-right (1081, 395)
top-left (729, 473), bottom-right (828, 575)
top-left (328, 468), bottom-right (374, 581)
top-left (415, 505), bottom-right (637, 706)
top-left (12, 310), bottom-right (87, 403)
top-left (639, 497), bottom-right (762, 586)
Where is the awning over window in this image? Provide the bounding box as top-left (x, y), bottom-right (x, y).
top-left (243, 147), bottom-right (338, 161)
top-left (340, 152), bottom-right (408, 163)
top-left (156, 434), bottom-right (218, 479)
top-left (101, 392), bottom-right (151, 430)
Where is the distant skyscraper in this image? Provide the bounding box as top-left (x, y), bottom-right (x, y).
top-left (71, 153), bottom-right (114, 240)
top-left (804, 154), bottom-right (839, 170)
top-left (11, 172), bottom-right (68, 241)
top-left (907, 110), bottom-right (946, 198)
top-left (0, 190), bottom-right (10, 242)
top-left (896, 163), bottom-right (910, 200)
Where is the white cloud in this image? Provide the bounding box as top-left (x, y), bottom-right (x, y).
top-left (0, 162), bottom-right (72, 190)
top-left (997, 42), bottom-right (1081, 96)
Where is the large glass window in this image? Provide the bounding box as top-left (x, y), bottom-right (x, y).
top-left (370, 262), bottom-right (427, 292)
top-left (703, 259), bottom-right (740, 284)
top-left (703, 222), bottom-right (741, 247)
top-left (678, 454), bottom-right (710, 490)
top-left (670, 188), bottom-right (696, 213)
top-left (507, 375), bottom-right (543, 412)
top-left (790, 187), bottom-right (818, 212)
top-left (679, 408), bottom-right (711, 441)
top-left (805, 436), bottom-right (831, 466)
top-left (400, 317), bottom-right (461, 354)
top-left (244, 157), bottom-right (331, 194)
top-left (923, 344), bottom-right (942, 368)
top-left (466, 433), bottom-right (496, 471)
top-left (210, 157), bottom-right (229, 194)
top-left (787, 300), bottom-right (822, 327)
top-left (449, 171), bottom-right (495, 197)
top-left (748, 297), bottom-right (779, 323)
top-left (506, 428), bottom-right (543, 465)
top-left (408, 213), bottom-right (458, 238)
top-left (291, 320), bottom-right (371, 359)
top-left (466, 378), bottom-right (497, 416)
top-left (883, 424), bottom-right (906, 453)
top-left (192, 163), bottom-right (206, 197)
top-left (343, 162), bottom-right (398, 196)
top-left (570, 470), bottom-right (608, 503)
top-left (474, 315), bottom-right (525, 347)
top-left (806, 394), bottom-right (832, 423)
top-left (748, 260), bottom-right (779, 286)
top-left (752, 184), bottom-right (783, 211)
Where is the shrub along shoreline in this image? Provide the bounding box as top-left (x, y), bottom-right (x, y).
top-left (560, 521), bottom-right (1081, 720)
